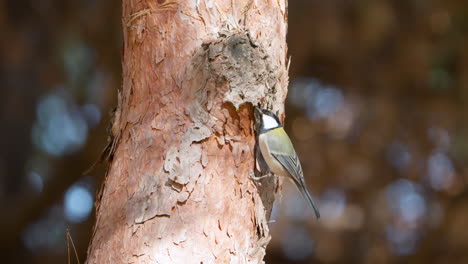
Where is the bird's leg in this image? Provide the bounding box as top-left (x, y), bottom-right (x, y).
top-left (249, 171), bottom-right (273, 181)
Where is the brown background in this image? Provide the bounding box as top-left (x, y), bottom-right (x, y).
top-left (1, 0), bottom-right (468, 263)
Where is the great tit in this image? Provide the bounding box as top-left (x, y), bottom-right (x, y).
top-left (254, 107), bottom-right (320, 219)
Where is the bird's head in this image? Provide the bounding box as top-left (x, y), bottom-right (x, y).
top-left (254, 107), bottom-right (282, 132)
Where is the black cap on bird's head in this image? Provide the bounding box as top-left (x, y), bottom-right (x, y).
top-left (254, 106), bottom-right (282, 133)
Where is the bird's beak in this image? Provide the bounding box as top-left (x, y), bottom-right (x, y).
top-left (254, 106), bottom-right (262, 119)
top-left (254, 106), bottom-right (262, 114)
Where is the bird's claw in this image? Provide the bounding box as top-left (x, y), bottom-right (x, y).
top-left (250, 171), bottom-right (271, 181)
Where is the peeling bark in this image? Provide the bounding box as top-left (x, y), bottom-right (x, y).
top-left (86, 1), bottom-right (288, 263)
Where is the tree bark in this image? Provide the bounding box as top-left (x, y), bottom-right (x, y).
top-left (86, 0), bottom-right (288, 263)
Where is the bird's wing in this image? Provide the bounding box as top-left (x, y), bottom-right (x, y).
top-left (266, 128), bottom-right (321, 218)
top-left (271, 151), bottom-right (304, 184)
top-left (265, 128), bottom-right (304, 182)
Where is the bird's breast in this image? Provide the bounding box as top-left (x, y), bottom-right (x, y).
top-left (258, 134), bottom-right (289, 177)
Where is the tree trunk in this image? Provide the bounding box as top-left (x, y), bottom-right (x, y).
top-left (86, 1), bottom-right (288, 263)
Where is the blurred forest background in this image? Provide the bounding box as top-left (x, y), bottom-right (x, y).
top-left (2, 0), bottom-right (468, 263)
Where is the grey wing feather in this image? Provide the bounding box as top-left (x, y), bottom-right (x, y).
top-left (271, 150), bottom-right (321, 219)
top-left (264, 128), bottom-right (320, 218)
top-left (265, 128), bottom-right (305, 182)
top-left (271, 152), bottom-right (304, 183)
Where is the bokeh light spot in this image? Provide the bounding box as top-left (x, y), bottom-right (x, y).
top-left (22, 206), bottom-right (66, 254)
top-left (427, 151), bottom-right (455, 191)
top-left (307, 86), bottom-right (343, 120)
top-left (81, 104), bottom-right (102, 128)
top-left (28, 171), bottom-right (43, 193)
top-left (386, 179), bottom-right (426, 223)
top-left (320, 189), bottom-right (346, 220)
top-left (385, 225), bottom-right (417, 256)
top-left (289, 77), bottom-right (321, 108)
top-left (64, 184), bottom-right (94, 223)
top-left (32, 92), bottom-right (89, 156)
top-left (280, 226), bottom-right (314, 261)
top-left (386, 141), bottom-right (411, 172)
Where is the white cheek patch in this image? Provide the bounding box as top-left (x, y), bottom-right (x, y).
top-left (262, 115), bottom-right (279, 129)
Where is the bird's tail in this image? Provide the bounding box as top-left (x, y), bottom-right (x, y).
top-left (298, 185), bottom-right (321, 219)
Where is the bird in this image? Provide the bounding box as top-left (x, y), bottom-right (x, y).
top-left (254, 106), bottom-right (320, 218)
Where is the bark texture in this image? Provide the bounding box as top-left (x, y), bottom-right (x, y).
top-left (86, 1), bottom-right (288, 263)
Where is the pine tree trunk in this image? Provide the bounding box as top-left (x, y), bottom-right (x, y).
top-left (86, 1), bottom-right (289, 263)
